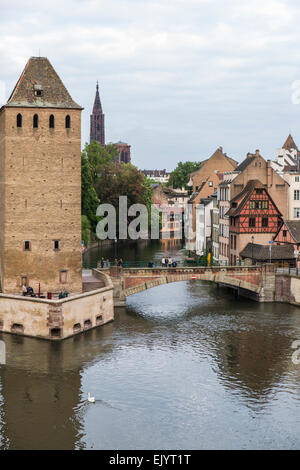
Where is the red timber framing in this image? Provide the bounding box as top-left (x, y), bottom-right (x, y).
top-left (274, 223), bottom-right (296, 245)
top-left (273, 221), bottom-right (300, 267)
top-left (229, 186), bottom-right (282, 235)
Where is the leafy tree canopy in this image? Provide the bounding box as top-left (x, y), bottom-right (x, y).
top-left (168, 161), bottom-right (202, 189)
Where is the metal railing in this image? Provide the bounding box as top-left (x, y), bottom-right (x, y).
top-left (276, 267), bottom-right (300, 276)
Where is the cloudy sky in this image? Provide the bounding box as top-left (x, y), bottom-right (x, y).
top-left (1, 0), bottom-right (300, 170)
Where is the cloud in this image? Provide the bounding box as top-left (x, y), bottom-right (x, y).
top-left (1, 0), bottom-right (300, 168)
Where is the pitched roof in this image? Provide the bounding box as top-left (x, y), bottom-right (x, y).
top-left (282, 134), bottom-right (298, 151)
top-left (226, 179), bottom-right (266, 217)
top-left (240, 243), bottom-right (294, 261)
top-left (6, 57), bottom-right (82, 109)
top-left (283, 220), bottom-right (300, 243)
top-left (235, 155), bottom-right (256, 172)
top-left (227, 179), bottom-right (282, 218)
top-left (189, 148), bottom-right (237, 179)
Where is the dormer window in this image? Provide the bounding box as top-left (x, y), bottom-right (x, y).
top-left (34, 84), bottom-right (43, 97)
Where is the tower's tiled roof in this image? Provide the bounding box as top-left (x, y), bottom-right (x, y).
top-left (6, 57), bottom-right (82, 109)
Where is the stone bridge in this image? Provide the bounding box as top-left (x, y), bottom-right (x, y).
top-left (96, 264), bottom-right (277, 307)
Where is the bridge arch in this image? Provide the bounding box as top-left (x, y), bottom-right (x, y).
top-left (97, 265), bottom-right (275, 306)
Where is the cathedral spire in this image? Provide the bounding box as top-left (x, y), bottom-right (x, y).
top-left (90, 81), bottom-right (105, 145)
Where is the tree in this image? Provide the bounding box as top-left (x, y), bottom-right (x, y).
top-left (81, 215), bottom-right (91, 247)
top-left (168, 161), bottom-right (202, 189)
top-left (81, 152), bottom-right (100, 233)
top-left (94, 163), bottom-right (154, 232)
top-left (82, 141), bottom-right (118, 184)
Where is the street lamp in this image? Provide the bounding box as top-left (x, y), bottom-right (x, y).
top-left (251, 235), bottom-right (254, 265)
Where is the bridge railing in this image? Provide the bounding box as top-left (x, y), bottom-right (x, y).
top-left (121, 258), bottom-right (211, 268)
top-left (276, 267), bottom-right (300, 276)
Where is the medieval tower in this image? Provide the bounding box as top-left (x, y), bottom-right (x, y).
top-left (90, 82), bottom-right (105, 145)
top-left (0, 57), bottom-right (83, 294)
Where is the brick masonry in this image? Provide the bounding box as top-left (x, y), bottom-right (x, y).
top-left (0, 100), bottom-right (82, 295)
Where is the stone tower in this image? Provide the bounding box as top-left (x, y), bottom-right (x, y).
top-left (90, 82), bottom-right (105, 145)
top-left (0, 57), bottom-right (83, 294)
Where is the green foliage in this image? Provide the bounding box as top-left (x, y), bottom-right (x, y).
top-left (81, 215), bottom-right (91, 247)
top-left (81, 141), bottom-right (155, 237)
top-left (168, 161), bottom-right (202, 189)
top-left (81, 152), bottom-right (100, 233)
top-left (82, 141), bottom-right (116, 184)
top-left (94, 163), bottom-right (154, 226)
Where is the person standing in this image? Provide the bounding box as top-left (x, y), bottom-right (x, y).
top-left (162, 257), bottom-right (165, 267)
top-left (169, 257), bottom-right (172, 267)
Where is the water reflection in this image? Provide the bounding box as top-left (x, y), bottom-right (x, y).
top-left (0, 280), bottom-right (300, 449)
top-left (83, 239), bottom-right (184, 268)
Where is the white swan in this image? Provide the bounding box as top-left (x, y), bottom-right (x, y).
top-left (87, 392), bottom-right (95, 403)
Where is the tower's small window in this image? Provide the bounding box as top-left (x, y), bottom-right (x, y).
top-left (17, 113), bottom-right (22, 128)
top-left (24, 241), bottom-right (31, 251)
top-left (60, 270), bottom-right (68, 284)
top-left (33, 114), bottom-right (38, 128)
top-left (49, 115), bottom-right (55, 129)
top-left (54, 240), bottom-right (59, 250)
top-left (36, 90), bottom-right (42, 97)
top-left (65, 115), bottom-right (71, 129)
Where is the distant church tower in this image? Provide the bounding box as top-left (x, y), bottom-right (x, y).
top-left (90, 82), bottom-right (105, 145)
top-left (0, 57), bottom-right (83, 294)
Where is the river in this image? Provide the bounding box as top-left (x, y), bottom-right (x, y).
top-left (0, 242), bottom-right (300, 449)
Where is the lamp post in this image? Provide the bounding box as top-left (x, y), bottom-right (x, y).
top-left (251, 235), bottom-right (254, 265)
top-left (114, 237), bottom-right (117, 263)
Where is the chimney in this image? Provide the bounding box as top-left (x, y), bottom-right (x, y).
top-left (267, 160), bottom-right (272, 189)
top-left (255, 149), bottom-right (260, 157)
top-left (219, 146), bottom-right (223, 152)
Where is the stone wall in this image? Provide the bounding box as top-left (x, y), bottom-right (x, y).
top-left (0, 107), bottom-right (82, 295)
top-left (111, 265), bottom-right (271, 304)
top-left (0, 271), bottom-right (114, 340)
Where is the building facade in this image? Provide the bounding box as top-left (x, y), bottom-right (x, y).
top-left (227, 180), bottom-right (282, 265)
top-left (188, 146), bottom-right (238, 197)
top-left (0, 57), bottom-right (83, 294)
top-left (142, 169), bottom-right (170, 183)
top-left (218, 172), bottom-right (238, 264)
top-left (230, 150), bottom-right (289, 219)
top-left (115, 141), bottom-right (131, 164)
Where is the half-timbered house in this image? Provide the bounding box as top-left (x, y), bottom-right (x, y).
top-left (227, 180), bottom-right (282, 265)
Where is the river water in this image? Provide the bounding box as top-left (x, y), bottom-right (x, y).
top-left (0, 242), bottom-right (300, 449)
